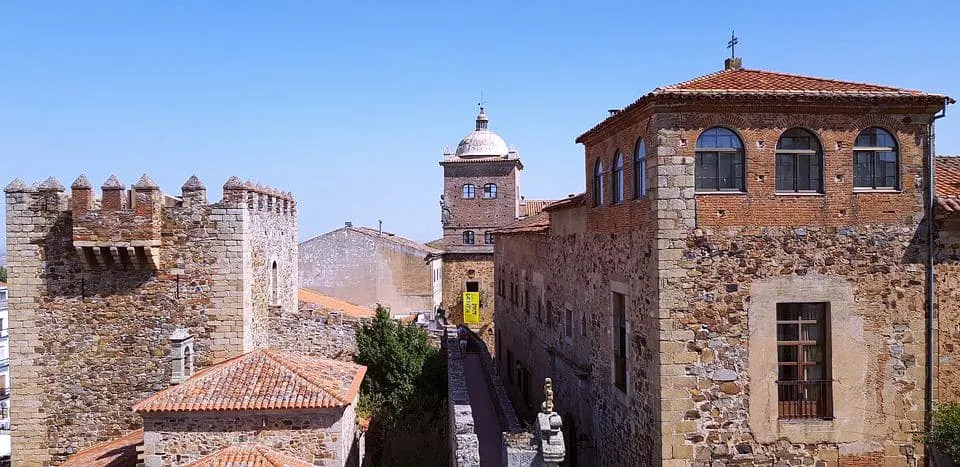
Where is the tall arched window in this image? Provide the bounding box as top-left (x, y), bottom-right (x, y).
top-left (634, 138), bottom-right (647, 198)
top-left (593, 159), bottom-right (605, 206)
top-left (853, 127), bottom-right (899, 189)
top-left (270, 261), bottom-right (278, 304)
top-left (695, 127), bottom-right (745, 192)
top-left (612, 151), bottom-right (624, 204)
top-left (463, 231), bottom-right (475, 245)
top-left (776, 128), bottom-right (824, 193)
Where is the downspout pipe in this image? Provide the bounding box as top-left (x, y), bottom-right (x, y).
top-left (925, 98), bottom-right (949, 462)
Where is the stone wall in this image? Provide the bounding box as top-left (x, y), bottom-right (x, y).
top-left (3, 175), bottom-right (299, 465)
top-left (494, 215), bottom-right (662, 467)
top-left (441, 254), bottom-right (495, 346)
top-left (935, 211), bottom-right (960, 403)
top-left (299, 227), bottom-right (435, 314)
top-left (444, 325), bottom-right (481, 466)
top-left (266, 304), bottom-right (365, 361)
top-left (141, 408), bottom-right (354, 466)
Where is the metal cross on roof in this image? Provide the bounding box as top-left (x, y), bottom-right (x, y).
top-left (727, 31), bottom-right (738, 59)
top-left (478, 90), bottom-right (486, 110)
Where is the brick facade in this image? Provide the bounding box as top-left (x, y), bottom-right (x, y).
top-left (4, 175), bottom-right (299, 465)
top-left (495, 65), bottom-right (953, 466)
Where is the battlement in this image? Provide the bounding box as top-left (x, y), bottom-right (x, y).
top-left (4, 173), bottom-right (297, 270)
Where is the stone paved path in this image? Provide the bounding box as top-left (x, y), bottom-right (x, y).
top-left (463, 351), bottom-right (504, 466)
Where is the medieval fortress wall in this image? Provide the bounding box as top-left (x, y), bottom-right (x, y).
top-left (3, 174), bottom-right (297, 465)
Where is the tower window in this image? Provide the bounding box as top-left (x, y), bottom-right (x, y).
top-left (270, 261), bottom-right (279, 305)
top-left (462, 184), bottom-right (476, 199)
top-left (612, 151), bottom-right (624, 204)
top-left (483, 183), bottom-right (498, 199)
top-left (853, 127), bottom-right (899, 190)
top-left (696, 127), bottom-right (745, 192)
top-left (463, 231), bottom-right (475, 244)
top-left (484, 231), bottom-right (495, 244)
top-left (593, 160), bottom-right (605, 206)
top-left (776, 128), bottom-right (824, 193)
top-left (634, 138), bottom-right (647, 199)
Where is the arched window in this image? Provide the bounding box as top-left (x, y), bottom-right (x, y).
top-left (853, 127), bottom-right (899, 189)
top-left (462, 184), bottom-right (476, 199)
top-left (612, 151), bottom-right (624, 204)
top-left (593, 159), bottom-right (604, 206)
top-left (776, 128), bottom-right (824, 193)
top-left (695, 127), bottom-right (745, 192)
top-left (462, 231), bottom-right (475, 245)
top-left (183, 346), bottom-right (194, 377)
top-left (634, 138), bottom-right (647, 198)
top-left (270, 261), bottom-right (278, 304)
top-left (483, 183), bottom-right (498, 199)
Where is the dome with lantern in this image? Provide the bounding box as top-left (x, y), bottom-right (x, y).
top-left (453, 107), bottom-right (511, 158)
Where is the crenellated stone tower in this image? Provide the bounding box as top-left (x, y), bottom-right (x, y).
top-left (4, 174), bottom-right (298, 465)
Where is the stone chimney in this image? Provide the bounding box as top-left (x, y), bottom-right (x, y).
top-left (725, 57), bottom-right (743, 70)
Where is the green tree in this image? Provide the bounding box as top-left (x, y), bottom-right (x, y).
top-left (926, 402), bottom-right (960, 462)
top-left (354, 305), bottom-right (447, 466)
top-left (0, 266), bottom-right (6, 282)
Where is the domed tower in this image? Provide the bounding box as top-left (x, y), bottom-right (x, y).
top-left (437, 106), bottom-right (523, 330)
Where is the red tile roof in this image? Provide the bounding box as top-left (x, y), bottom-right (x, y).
top-left (185, 444), bottom-right (314, 467)
top-left (521, 200), bottom-right (554, 218)
top-left (132, 348), bottom-right (366, 413)
top-left (494, 213), bottom-right (550, 235)
top-left (62, 429), bottom-right (143, 467)
top-left (298, 287), bottom-right (375, 318)
top-left (542, 193), bottom-right (586, 212)
top-left (938, 156), bottom-right (960, 212)
top-left (577, 67), bottom-right (952, 143)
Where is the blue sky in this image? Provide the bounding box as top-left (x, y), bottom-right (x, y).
top-left (1, 1), bottom-right (958, 248)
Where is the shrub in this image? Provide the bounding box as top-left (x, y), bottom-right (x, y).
top-left (927, 402), bottom-right (960, 462)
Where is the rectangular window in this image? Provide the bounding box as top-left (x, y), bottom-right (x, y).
top-left (776, 153), bottom-right (822, 192)
top-left (776, 302), bottom-right (832, 419)
top-left (696, 151), bottom-right (744, 191)
top-left (546, 300), bottom-right (554, 327)
top-left (581, 311), bottom-right (587, 337)
top-left (465, 281), bottom-right (479, 293)
top-left (537, 300), bottom-right (543, 322)
top-left (564, 308), bottom-right (573, 338)
top-left (613, 292), bottom-right (627, 392)
top-left (462, 184), bottom-right (476, 199)
top-left (507, 349), bottom-right (514, 384)
top-left (484, 231), bottom-right (495, 244)
top-left (524, 289), bottom-right (530, 314)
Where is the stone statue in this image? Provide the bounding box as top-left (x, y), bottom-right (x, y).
top-left (440, 195), bottom-right (453, 226)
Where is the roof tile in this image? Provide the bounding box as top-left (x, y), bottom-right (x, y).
top-left (298, 288), bottom-right (376, 318)
top-left (132, 349), bottom-right (366, 413)
top-left (62, 429), bottom-right (143, 467)
top-left (937, 156), bottom-right (960, 198)
top-left (185, 444), bottom-right (314, 467)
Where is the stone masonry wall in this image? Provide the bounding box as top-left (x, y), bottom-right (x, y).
top-left (494, 218), bottom-right (662, 467)
top-left (650, 108), bottom-right (932, 466)
top-left (441, 254), bottom-right (495, 346)
top-left (935, 211), bottom-right (960, 403)
top-left (266, 304), bottom-right (365, 362)
top-left (444, 325), bottom-right (481, 466)
top-left (4, 175), bottom-right (298, 466)
top-left (142, 408), bottom-right (352, 466)
top-left (299, 228), bottom-right (435, 314)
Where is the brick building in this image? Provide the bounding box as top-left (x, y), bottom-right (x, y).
top-left (1, 173), bottom-right (339, 465)
top-left (436, 107), bottom-right (550, 340)
top-left (494, 59), bottom-right (956, 466)
top-left (299, 223), bottom-right (441, 315)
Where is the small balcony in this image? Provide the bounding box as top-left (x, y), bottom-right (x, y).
top-left (776, 380), bottom-right (833, 420)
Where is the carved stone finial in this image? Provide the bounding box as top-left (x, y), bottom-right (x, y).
top-left (38, 177), bottom-right (65, 192)
top-left (4, 178), bottom-right (28, 193)
top-left (542, 378), bottom-right (554, 413)
top-left (102, 175), bottom-right (125, 190)
top-left (223, 176), bottom-right (243, 189)
top-left (133, 174), bottom-right (160, 190)
top-left (181, 175), bottom-right (205, 191)
top-left (71, 174), bottom-right (92, 189)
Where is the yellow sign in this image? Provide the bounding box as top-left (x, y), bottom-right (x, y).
top-left (463, 292), bottom-right (480, 324)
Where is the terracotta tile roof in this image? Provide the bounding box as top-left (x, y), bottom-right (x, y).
top-left (542, 193), bottom-right (586, 212)
top-left (425, 238), bottom-right (444, 250)
top-left (298, 288), bottom-right (375, 318)
top-left (132, 348), bottom-right (366, 413)
top-left (494, 212), bottom-right (550, 235)
top-left (185, 444), bottom-right (314, 467)
top-left (577, 68), bottom-right (952, 143)
top-left (520, 200), bottom-right (554, 218)
top-left (62, 429), bottom-right (143, 467)
top-left (938, 156), bottom-right (960, 212)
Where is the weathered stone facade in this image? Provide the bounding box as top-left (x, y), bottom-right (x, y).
top-left (935, 209), bottom-right (960, 403)
top-left (142, 406), bottom-right (358, 466)
top-left (440, 254), bottom-right (495, 343)
top-left (4, 175), bottom-right (298, 465)
top-left (299, 224), bottom-right (440, 314)
top-left (495, 64), bottom-right (954, 466)
top-left (266, 304), bottom-right (366, 361)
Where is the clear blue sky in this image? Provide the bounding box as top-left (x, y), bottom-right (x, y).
top-left (1, 1), bottom-right (958, 248)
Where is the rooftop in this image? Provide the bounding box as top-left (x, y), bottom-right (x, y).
top-left (520, 200), bottom-right (555, 218)
top-left (62, 429), bottom-right (143, 467)
top-left (132, 348), bottom-right (366, 413)
top-left (495, 212), bottom-right (550, 235)
top-left (938, 156), bottom-right (960, 212)
top-left (301, 224), bottom-right (440, 256)
top-left (298, 287), bottom-right (376, 318)
top-left (185, 444), bottom-right (314, 467)
top-left (577, 66), bottom-right (952, 143)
